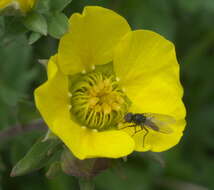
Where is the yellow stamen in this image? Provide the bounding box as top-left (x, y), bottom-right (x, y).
top-left (70, 72), bottom-right (130, 130)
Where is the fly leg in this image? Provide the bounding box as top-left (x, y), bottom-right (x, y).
top-left (120, 124), bottom-right (143, 137)
top-left (133, 125), bottom-right (141, 136)
top-left (141, 125), bottom-right (149, 147)
top-left (129, 125), bottom-right (138, 136)
top-left (120, 124), bottom-right (136, 130)
top-left (120, 124), bottom-right (137, 136)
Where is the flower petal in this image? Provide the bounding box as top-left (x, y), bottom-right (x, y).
top-left (114, 30), bottom-right (185, 120)
top-left (35, 56), bottom-right (134, 159)
top-left (0, 0), bottom-right (36, 12)
top-left (0, 0), bottom-right (11, 9)
top-left (58, 6), bottom-right (131, 75)
top-left (120, 119), bottom-right (186, 152)
top-left (47, 55), bottom-right (58, 79)
top-left (34, 56), bottom-right (70, 127)
top-left (18, 0), bottom-right (36, 12)
top-left (140, 120), bottom-right (186, 152)
top-left (53, 117), bottom-right (135, 160)
top-left (114, 30), bottom-right (186, 151)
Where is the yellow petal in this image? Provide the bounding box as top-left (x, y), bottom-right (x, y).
top-left (17, 0), bottom-right (36, 12)
top-left (58, 6), bottom-right (131, 75)
top-left (35, 55), bottom-right (134, 159)
top-left (120, 119), bottom-right (186, 152)
top-left (34, 57), bottom-right (70, 127)
top-left (0, 0), bottom-right (11, 9)
top-left (0, 0), bottom-right (36, 12)
top-left (47, 55), bottom-right (58, 79)
top-left (142, 119), bottom-right (186, 152)
top-left (53, 117), bottom-right (135, 160)
top-left (114, 30), bottom-right (186, 151)
top-left (114, 30), bottom-right (185, 120)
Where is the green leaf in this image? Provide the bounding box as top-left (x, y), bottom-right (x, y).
top-left (16, 100), bottom-right (40, 124)
top-left (0, 35), bottom-right (34, 107)
top-left (49, 0), bottom-right (72, 12)
top-left (9, 131), bottom-right (43, 165)
top-left (10, 137), bottom-right (60, 177)
top-left (46, 161), bottom-right (61, 179)
top-left (34, 0), bottom-right (51, 13)
top-left (0, 17), bottom-right (5, 38)
top-left (47, 12), bottom-right (68, 39)
top-left (3, 17), bottom-right (27, 39)
top-left (23, 12), bottom-right (48, 35)
top-left (28, 32), bottom-right (42, 45)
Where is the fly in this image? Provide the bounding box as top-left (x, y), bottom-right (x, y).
top-left (122, 112), bottom-right (175, 147)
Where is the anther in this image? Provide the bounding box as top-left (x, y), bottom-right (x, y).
top-left (118, 122), bottom-right (123, 128)
top-left (116, 77), bottom-right (120, 82)
top-left (81, 70), bottom-right (86, 74)
top-left (81, 126), bottom-right (86, 129)
top-left (68, 105), bottom-right (72, 110)
top-left (70, 71), bottom-right (130, 130)
top-left (122, 88), bottom-right (126, 92)
top-left (68, 92), bottom-right (72, 97)
top-left (91, 65), bottom-right (95, 70)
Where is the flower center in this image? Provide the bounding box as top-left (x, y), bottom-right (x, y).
top-left (69, 71), bottom-right (130, 130)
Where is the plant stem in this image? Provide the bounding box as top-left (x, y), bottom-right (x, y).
top-left (78, 178), bottom-right (95, 190)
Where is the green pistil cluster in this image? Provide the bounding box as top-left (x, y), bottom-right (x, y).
top-left (69, 68), bottom-right (130, 131)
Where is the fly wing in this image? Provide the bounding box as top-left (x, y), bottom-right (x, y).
top-left (143, 113), bottom-right (175, 134)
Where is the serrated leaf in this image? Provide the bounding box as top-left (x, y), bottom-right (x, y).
top-left (10, 137), bottom-right (60, 177)
top-left (28, 32), bottom-right (42, 45)
top-left (23, 12), bottom-right (47, 35)
top-left (47, 12), bottom-right (68, 39)
top-left (49, 0), bottom-right (72, 12)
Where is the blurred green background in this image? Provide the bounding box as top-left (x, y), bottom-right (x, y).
top-left (0, 0), bottom-right (214, 189)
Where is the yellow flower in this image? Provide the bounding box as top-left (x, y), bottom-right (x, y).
top-left (0, 0), bottom-right (36, 13)
top-left (34, 6), bottom-right (186, 160)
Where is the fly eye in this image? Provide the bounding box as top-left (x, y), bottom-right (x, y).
top-left (124, 113), bottom-right (132, 122)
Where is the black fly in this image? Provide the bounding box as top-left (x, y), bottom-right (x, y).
top-left (122, 112), bottom-right (175, 147)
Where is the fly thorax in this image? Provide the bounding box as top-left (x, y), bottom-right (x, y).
top-left (68, 65), bottom-right (131, 131)
top-left (134, 114), bottom-right (146, 124)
